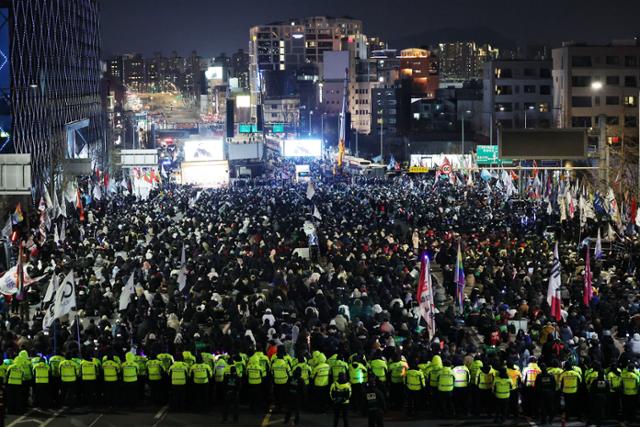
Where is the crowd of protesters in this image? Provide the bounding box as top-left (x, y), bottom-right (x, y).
top-left (1, 166), bottom-right (640, 426)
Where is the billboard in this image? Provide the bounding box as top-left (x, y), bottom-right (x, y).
top-left (184, 139), bottom-right (224, 161)
top-left (282, 139), bottom-right (322, 157)
top-left (205, 66), bottom-right (223, 81)
top-left (499, 129), bottom-right (587, 160)
top-left (0, 7), bottom-right (11, 153)
top-left (410, 154), bottom-right (470, 170)
top-left (236, 95), bottom-right (251, 108)
top-left (181, 160), bottom-right (229, 188)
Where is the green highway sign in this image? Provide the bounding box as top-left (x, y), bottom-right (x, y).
top-left (272, 124), bottom-right (285, 133)
top-left (239, 124), bottom-right (258, 133)
top-left (476, 145), bottom-right (512, 165)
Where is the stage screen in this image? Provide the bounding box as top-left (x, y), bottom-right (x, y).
top-left (183, 139), bottom-right (224, 161)
top-left (282, 139), bottom-right (322, 157)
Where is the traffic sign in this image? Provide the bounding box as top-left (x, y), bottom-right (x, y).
top-left (476, 145), bottom-right (512, 165)
top-left (272, 124), bottom-right (285, 133)
top-left (239, 124), bottom-right (258, 133)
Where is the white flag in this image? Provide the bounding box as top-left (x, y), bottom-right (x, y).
top-left (43, 274), bottom-right (59, 304)
top-left (119, 273), bottom-right (135, 311)
top-left (177, 244), bottom-right (187, 291)
top-left (313, 205), bottom-right (322, 221)
top-left (44, 186), bottom-right (53, 212)
top-left (53, 224), bottom-right (60, 243)
top-left (59, 191), bottom-right (67, 218)
top-left (92, 183), bottom-right (102, 201)
top-left (306, 181), bottom-right (315, 200)
top-left (59, 220), bottom-right (66, 243)
top-left (1, 216), bottom-right (12, 239)
top-left (52, 271), bottom-right (76, 320)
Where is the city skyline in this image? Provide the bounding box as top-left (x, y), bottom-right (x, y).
top-left (100, 0), bottom-right (640, 57)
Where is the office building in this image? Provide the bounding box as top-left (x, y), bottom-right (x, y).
top-left (438, 42), bottom-right (499, 82)
top-left (0, 0), bottom-right (105, 184)
top-left (552, 41), bottom-right (640, 144)
top-left (482, 60), bottom-right (554, 138)
top-left (399, 48), bottom-right (439, 99)
top-left (249, 16), bottom-right (363, 100)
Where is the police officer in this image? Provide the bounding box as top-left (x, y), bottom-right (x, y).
top-left (452, 359), bottom-right (470, 417)
top-left (246, 354), bottom-right (266, 412)
top-left (271, 350), bottom-right (291, 411)
top-left (190, 353), bottom-right (212, 410)
top-left (560, 362), bottom-right (581, 421)
top-left (521, 357), bottom-right (541, 417)
top-left (534, 363), bottom-right (556, 425)
top-left (348, 358), bottom-right (367, 415)
top-left (588, 369), bottom-right (609, 427)
top-left (5, 359), bottom-right (25, 414)
top-left (330, 372), bottom-right (352, 427)
top-left (493, 368), bottom-right (511, 424)
top-left (49, 352), bottom-right (64, 407)
top-left (284, 367), bottom-right (305, 426)
top-left (368, 352), bottom-right (388, 396)
top-left (437, 360), bottom-right (455, 418)
top-left (147, 354), bottom-right (165, 405)
top-left (121, 352), bottom-right (139, 408)
top-left (475, 364), bottom-right (495, 416)
top-left (214, 353), bottom-right (229, 403)
top-left (32, 357), bottom-right (50, 408)
top-left (222, 366), bottom-right (241, 423)
top-left (606, 362), bottom-right (621, 419)
top-left (102, 353), bottom-right (121, 407)
top-left (388, 355), bottom-right (406, 410)
top-left (620, 362), bottom-right (639, 423)
top-left (80, 353), bottom-right (99, 405)
top-left (59, 353), bottom-right (79, 407)
top-left (311, 356), bottom-right (331, 412)
top-left (169, 354), bottom-right (189, 411)
top-left (405, 363), bottom-right (425, 416)
top-left (365, 376), bottom-right (386, 427)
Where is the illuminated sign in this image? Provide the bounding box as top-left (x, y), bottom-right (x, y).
top-left (205, 66), bottom-right (224, 80)
top-left (239, 124), bottom-right (258, 133)
top-left (183, 139), bottom-right (224, 161)
top-left (236, 95), bottom-right (251, 108)
top-left (282, 139), bottom-right (322, 157)
top-left (408, 166), bottom-right (429, 173)
top-left (272, 124), bottom-right (285, 133)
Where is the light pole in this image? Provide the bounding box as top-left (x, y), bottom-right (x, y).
top-left (524, 105), bottom-right (535, 129)
top-left (309, 110), bottom-right (314, 135)
top-left (460, 109), bottom-right (471, 154)
top-left (380, 118), bottom-right (384, 164)
top-left (591, 81), bottom-right (609, 186)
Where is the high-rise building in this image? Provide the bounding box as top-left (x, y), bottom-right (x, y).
top-left (482, 59), bottom-right (553, 139)
top-left (552, 41), bottom-right (640, 145)
top-left (0, 0), bottom-right (105, 184)
top-left (399, 48), bottom-right (439, 99)
top-left (147, 52), bottom-right (168, 93)
top-left (249, 16), bottom-right (363, 100)
top-left (438, 42), bottom-right (499, 81)
top-left (231, 49), bottom-right (250, 90)
top-left (124, 54), bottom-right (146, 92)
top-left (184, 51), bottom-right (204, 97)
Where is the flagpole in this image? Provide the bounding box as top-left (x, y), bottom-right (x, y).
top-left (75, 314), bottom-right (81, 348)
top-left (52, 322), bottom-right (57, 355)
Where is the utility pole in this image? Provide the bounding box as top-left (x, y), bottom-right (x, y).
top-left (379, 119), bottom-right (384, 164)
top-left (598, 114), bottom-right (609, 187)
top-left (355, 130), bottom-right (359, 157)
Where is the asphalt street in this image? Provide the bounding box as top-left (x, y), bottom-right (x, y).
top-left (4, 406), bottom-right (623, 427)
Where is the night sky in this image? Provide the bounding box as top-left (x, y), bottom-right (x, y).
top-left (100, 0), bottom-right (640, 58)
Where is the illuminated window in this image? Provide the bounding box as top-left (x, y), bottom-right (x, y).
top-left (625, 96), bottom-right (636, 107)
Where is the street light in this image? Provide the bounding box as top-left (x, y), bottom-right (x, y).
top-left (591, 81), bottom-right (608, 186)
top-left (309, 110), bottom-right (314, 135)
top-left (524, 105), bottom-right (535, 129)
top-left (591, 81), bottom-right (604, 91)
top-left (460, 109), bottom-right (471, 154)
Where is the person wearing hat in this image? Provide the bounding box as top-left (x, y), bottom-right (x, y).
top-left (560, 361), bottom-right (582, 421)
top-left (222, 365), bottom-right (241, 423)
top-left (169, 353), bottom-right (189, 411)
top-left (189, 353), bottom-right (212, 411)
top-left (365, 376), bottom-right (386, 427)
top-left (493, 368), bottom-right (512, 423)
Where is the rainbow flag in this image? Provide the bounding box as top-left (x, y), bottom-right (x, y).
top-left (454, 241), bottom-right (465, 314)
top-left (11, 203), bottom-right (24, 224)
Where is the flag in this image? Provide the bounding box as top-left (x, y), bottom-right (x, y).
top-left (0, 263), bottom-right (43, 295)
top-left (177, 244), bottom-right (187, 291)
top-left (1, 216), bottom-right (11, 240)
top-left (313, 205), bottom-right (322, 221)
top-left (532, 160), bottom-right (539, 179)
top-left (306, 181), bottom-right (315, 200)
top-left (43, 273), bottom-right (59, 304)
top-left (38, 197), bottom-right (46, 212)
top-left (58, 190), bottom-right (67, 218)
top-left (11, 203), bottom-right (24, 224)
top-left (53, 224), bottom-right (60, 243)
top-left (76, 190), bottom-right (85, 222)
top-left (454, 241), bottom-right (465, 314)
top-left (52, 271), bottom-right (76, 320)
top-left (161, 163), bottom-right (168, 179)
top-left (594, 228), bottom-right (603, 260)
top-left (59, 219), bottom-right (66, 243)
top-left (119, 273), bottom-right (135, 311)
top-left (583, 245), bottom-right (593, 306)
top-left (104, 171), bottom-right (109, 189)
top-left (546, 242), bottom-right (562, 321)
top-left (92, 183), bottom-right (102, 201)
top-left (416, 252), bottom-right (436, 337)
